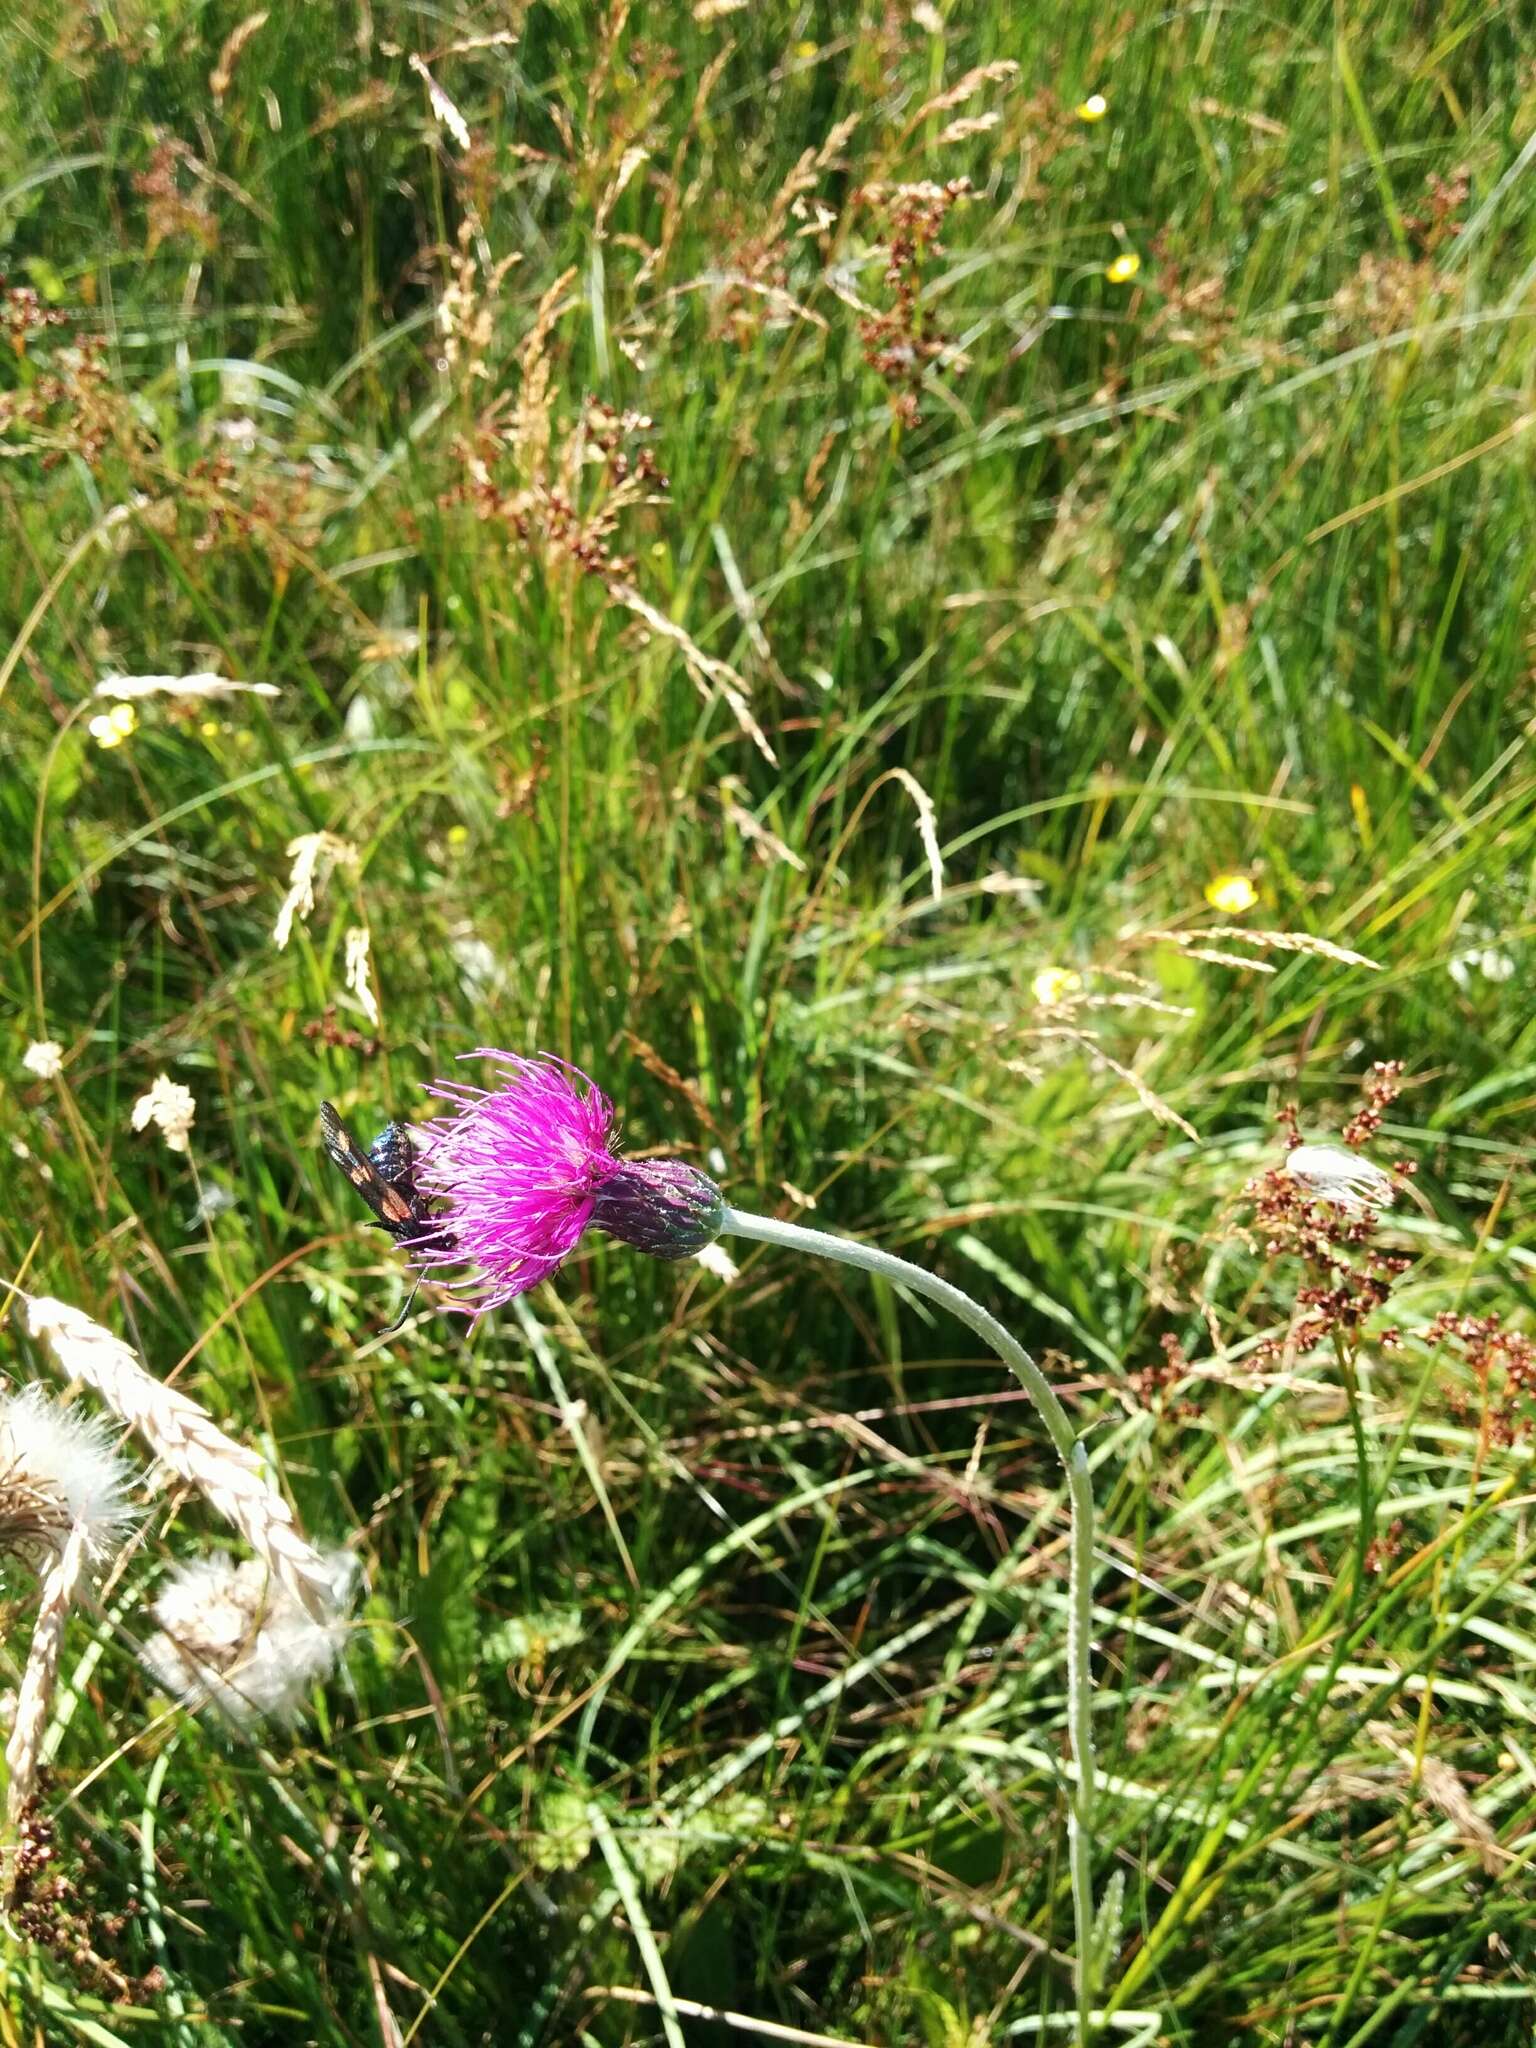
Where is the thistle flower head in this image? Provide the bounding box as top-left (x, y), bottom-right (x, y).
top-left (0, 1386), bottom-right (136, 1565)
top-left (1283, 1143), bottom-right (1396, 1216)
top-left (143, 1549), bottom-right (355, 1730)
top-left (409, 1051), bottom-right (724, 1313)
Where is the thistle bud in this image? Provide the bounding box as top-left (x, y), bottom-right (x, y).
top-left (590, 1158), bottom-right (725, 1260)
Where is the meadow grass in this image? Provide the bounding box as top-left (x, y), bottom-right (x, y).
top-left (3, 1), bottom-right (1536, 2041)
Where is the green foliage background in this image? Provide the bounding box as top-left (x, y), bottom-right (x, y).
top-left (3, 1), bottom-right (1536, 2041)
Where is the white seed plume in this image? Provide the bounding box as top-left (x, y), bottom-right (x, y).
top-left (143, 1549), bottom-right (355, 1730)
top-left (23, 1295), bottom-right (336, 1619)
top-left (0, 1385), bottom-right (136, 1564)
top-left (5, 1522), bottom-right (89, 1829)
top-left (130, 1072), bottom-right (197, 1153)
top-left (94, 672), bottom-right (280, 701)
top-left (1283, 1144), bottom-right (1396, 1216)
top-left (272, 831), bottom-right (359, 950)
top-left (20, 1041), bottom-right (64, 1081)
top-left (343, 925), bottom-right (380, 1028)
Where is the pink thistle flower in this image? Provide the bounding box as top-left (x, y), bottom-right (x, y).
top-left (409, 1051), bottom-right (723, 1314)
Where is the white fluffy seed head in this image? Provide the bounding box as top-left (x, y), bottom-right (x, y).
top-left (0, 1386), bottom-right (136, 1565)
top-left (1283, 1144), bottom-right (1396, 1216)
top-left (143, 1548), bottom-right (357, 1731)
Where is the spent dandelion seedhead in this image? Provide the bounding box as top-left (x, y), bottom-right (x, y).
top-left (22, 1295), bottom-right (337, 1618)
top-left (20, 1041), bottom-right (64, 1082)
top-left (143, 1549), bottom-right (355, 1729)
top-left (408, 1052), bottom-right (724, 1313)
top-left (129, 1073), bottom-right (197, 1154)
top-left (0, 1388), bottom-right (135, 1566)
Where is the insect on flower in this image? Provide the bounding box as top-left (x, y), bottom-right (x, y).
top-left (319, 1102), bottom-right (450, 1332)
top-left (405, 1051), bottom-right (725, 1316)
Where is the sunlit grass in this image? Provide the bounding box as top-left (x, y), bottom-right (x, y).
top-left (3, 1), bottom-right (1536, 2041)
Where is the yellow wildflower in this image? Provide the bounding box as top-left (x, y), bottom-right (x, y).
top-left (87, 702), bottom-right (138, 750)
top-left (1076, 93), bottom-right (1108, 122)
top-left (1105, 251), bottom-right (1141, 285)
top-left (1031, 966), bottom-right (1083, 1006)
top-left (1204, 873), bottom-right (1258, 914)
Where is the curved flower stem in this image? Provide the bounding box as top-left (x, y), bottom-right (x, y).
top-left (720, 1207), bottom-right (1099, 2041)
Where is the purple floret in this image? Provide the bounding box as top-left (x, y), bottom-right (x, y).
top-left (410, 1052), bottom-right (622, 1312)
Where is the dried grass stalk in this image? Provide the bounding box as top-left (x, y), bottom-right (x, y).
top-left (1141, 927), bottom-right (1380, 969)
top-left (613, 583), bottom-right (776, 764)
top-left (23, 1296), bottom-right (333, 1619)
top-left (882, 767), bottom-right (944, 904)
top-left (6, 1522), bottom-right (88, 1831)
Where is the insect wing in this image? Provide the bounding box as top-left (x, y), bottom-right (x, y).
top-left (319, 1101), bottom-right (415, 1234)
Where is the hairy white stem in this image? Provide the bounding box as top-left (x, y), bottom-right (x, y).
top-left (720, 1207), bottom-right (1101, 2042)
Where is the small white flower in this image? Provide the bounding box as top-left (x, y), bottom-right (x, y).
top-left (21, 1040), bottom-right (64, 1081)
top-left (0, 1385), bottom-right (137, 1564)
top-left (1478, 948), bottom-right (1515, 984)
top-left (272, 831), bottom-right (359, 950)
top-left (1283, 1144), bottom-right (1395, 1215)
top-left (87, 702), bottom-right (138, 749)
top-left (131, 1072), bottom-right (197, 1153)
top-left (143, 1549), bottom-right (356, 1730)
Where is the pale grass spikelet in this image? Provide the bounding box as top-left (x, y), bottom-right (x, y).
top-left (936, 113), bottom-right (1002, 146)
top-left (343, 925), bottom-right (380, 1028)
top-left (272, 831), bottom-right (359, 950)
top-left (1143, 926), bottom-right (1380, 970)
top-left (719, 784), bottom-right (807, 872)
top-left (612, 583), bottom-right (777, 765)
top-left (130, 1072), bottom-right (197, 1154)
top-left (0, 1386), bottom-right (135, 1565)
top-left (408, 54), bottom-right (472, 151)
top-left (915, 60), bottom-right (1019, 122)
top-left (885, 768), bottom-right (944, 905)
top-left (1283, 1144), bottom-right (1396, 1216)
top-left (95, 671), bottom-right (280, 702)
top-left (5, 1523), bottom-right (89, 1830)
top-left (22, 1296), bottom-right (336, 1619)
top-left (143, 1549), bottom-right (355, 1730)
top-left (209, 10), bottom-right (269, 101)
top-left (20, 1041), bottom-right (64, 1081)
